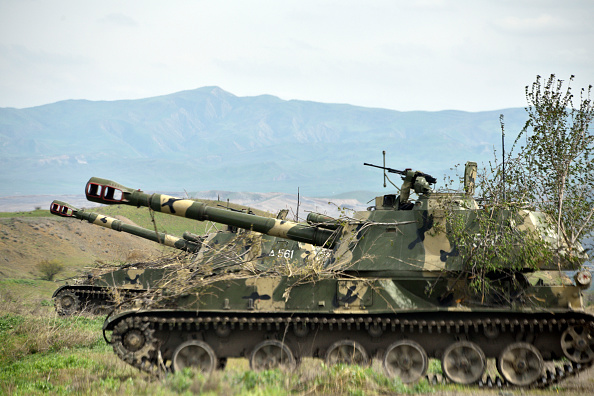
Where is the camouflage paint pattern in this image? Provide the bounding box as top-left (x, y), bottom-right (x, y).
top-left (92, 162), bottom-right (594, 388)
top-left (85, 178), bottom-right (335, 247)
top-left (50, 200), bottom-right (201, 253)
top-left (85, 166), bottom-right (590, 320)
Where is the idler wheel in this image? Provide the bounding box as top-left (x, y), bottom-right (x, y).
top-left (383, 340), bottom-right (428, 383)
top-left (54, 290), bottom-right (80, 316)
top-left (172, 340), bottom-right (217, 374)
top-left (441, 341), bottom-right (486, 384)
top-left (325, 340), bottom-right (370, 367)
top-left (561, 325), bottom-right (594, 363)
top-left (497, 342), bottom-right (543, 386)
top-left (249, 340), bottom-right (296, 371)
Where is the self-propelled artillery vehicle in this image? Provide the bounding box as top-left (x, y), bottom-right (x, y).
top-left (87, 162), bottom-right (593, 388)
top-left (50, 200), bottom-right (203, 315)
top-left (49, 201), bottom-right (318, 315)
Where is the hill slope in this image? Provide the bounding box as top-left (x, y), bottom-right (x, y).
top-left (0, 215), bottom-right (168, 280)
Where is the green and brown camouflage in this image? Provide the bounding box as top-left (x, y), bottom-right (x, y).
top-left (188, 207), bottom-right (323, 273)
top-left (85, 177), bottom-right (336, 247)
top-left (86, 164), bottom-right (581, 277)
top-left (50, 200), bottom-right (202, 253)
top-left (91, 161), bottom-right (593, 387)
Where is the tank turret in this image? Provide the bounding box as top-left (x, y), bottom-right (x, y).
top-left (93, 162), bottom-right (593, 388)
top-left (85, 173), bottom-right (577, 275)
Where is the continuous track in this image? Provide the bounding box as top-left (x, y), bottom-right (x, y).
top-left (105, 311), bottom-right (594, 388)
top-left (53, 287), bottom-right (146, 315)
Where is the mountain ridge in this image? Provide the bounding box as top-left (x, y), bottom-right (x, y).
top-left (0, 86), bottom-right (528, 197)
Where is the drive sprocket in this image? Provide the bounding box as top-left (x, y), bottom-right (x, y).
top-left (111, 316), bottom-right (158, 373)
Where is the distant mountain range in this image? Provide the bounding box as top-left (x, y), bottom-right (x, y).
top-left (0, 86), bottom-right (529, 200)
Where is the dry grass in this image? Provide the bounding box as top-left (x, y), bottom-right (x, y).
top-left (0, 296), bottom-right (102, 365)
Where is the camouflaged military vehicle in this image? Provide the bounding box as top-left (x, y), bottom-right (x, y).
top-left (50, 200), bottom-right (202, 315)
top-left (86, 162), bottom-right (593, 388)
top-left (49, 200), bottom-right (318, 315)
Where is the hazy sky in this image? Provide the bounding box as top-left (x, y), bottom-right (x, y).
top-left (1, 0), bottom-right (593, 111)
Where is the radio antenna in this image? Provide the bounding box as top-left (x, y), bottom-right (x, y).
top-left (296, 187), bottom-right (300, 221)
top-left (383, 150), bottom-right (386, 188)
top-left (500, 114), bottom-right (506, 202)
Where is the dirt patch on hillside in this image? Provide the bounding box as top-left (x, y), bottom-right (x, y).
top-left (0, 215), bottom-right (175, 280)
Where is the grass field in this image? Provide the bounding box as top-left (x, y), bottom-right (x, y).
top-left (0, 296), bottom-right (440, 395)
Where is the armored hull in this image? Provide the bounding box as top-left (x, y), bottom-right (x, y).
top-left (87, 168), bottom-right (593, 387)
top-left (104, 272), bottom-right (593, 387)
top-left (52, 266), bottom-right (174, 316)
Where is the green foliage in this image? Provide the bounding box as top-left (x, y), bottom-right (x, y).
top-left (36, 259), bottom-right (65, 281)
top-left (165, 368), bottom-right (196, 393)
top-left (443, 202), bottom-right (552, 301)
top-left (0, 312), bottom-right (104, 367)
top-left (0, 313), bottom-right (25, 332)
top-left (0, 278), bottom-right (36, 286)
top-left (427, 359), bottom-right (442, 374)
top-left (505, 74), bottom-right (594, 259)
top-left (239, 369), bottom-right (285, 390)
top-left (300, 363), bottom-right (430, 395)
top-left (437, 75), bottom-right (594, 301)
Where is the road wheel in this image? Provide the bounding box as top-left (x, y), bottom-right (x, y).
top-left (172, 340), bottom-right (217, 374)
top-left (497, 342), bottom-right (543, 386)
top-left (249, 340), bottom-right (296, 371)
top-left (441, 341), bottom-right (486, 385)
top-left (383, 340), bottom-right (428, 383)
top-left (54, 290), bottom-right (80, 316)
top-left (561, 325), bottom-right (594, 363)
top-left (325, 340), bottom-right (370, 367)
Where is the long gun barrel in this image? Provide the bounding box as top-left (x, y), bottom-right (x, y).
top-left (84, 178), bottom-right (337, 248)
top-left (50, 200), bottom-right (202, 253)
top-left (363, 163), bottom-right (437, 184)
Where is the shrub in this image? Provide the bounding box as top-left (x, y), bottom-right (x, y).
top-left (36, 259), bottom-right (65, 281)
